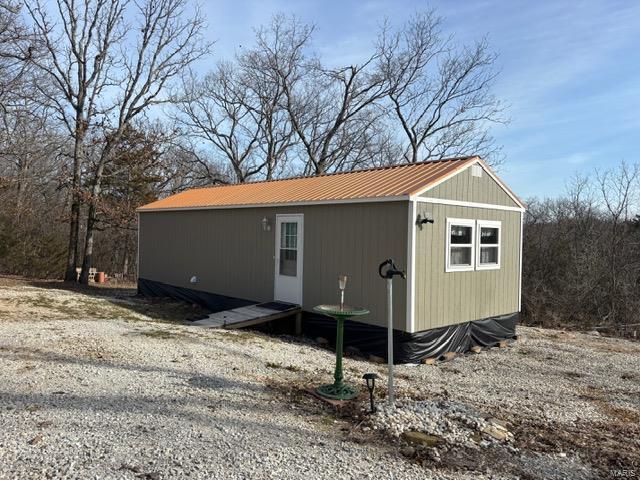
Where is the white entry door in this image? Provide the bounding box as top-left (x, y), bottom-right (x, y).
top-left (274, 214), bottom-right (303, 305)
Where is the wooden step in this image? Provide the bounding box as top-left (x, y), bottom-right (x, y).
top-left (191, 301), bottom-right (302, 330)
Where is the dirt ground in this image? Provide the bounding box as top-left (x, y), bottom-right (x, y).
top-left (0, 276), bottom-right (638, 479)
top-left (0, 275), bottom-right (208, 322)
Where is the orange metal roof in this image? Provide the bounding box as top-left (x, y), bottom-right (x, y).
top-left (138, 156), bottom-right (519, 211)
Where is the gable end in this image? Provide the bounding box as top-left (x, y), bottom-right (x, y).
top-left (417, 162), bottom-right (521, 209)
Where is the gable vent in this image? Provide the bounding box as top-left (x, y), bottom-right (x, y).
top-left (471, 164), bottom-right (483, 177)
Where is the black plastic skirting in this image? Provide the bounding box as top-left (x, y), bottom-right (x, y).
top-left (138, 277), bottom-right (255, 312)
top-left (138, 277), bottom-right (518, 364)
top-left (302, 311), bottom-right (518, 363)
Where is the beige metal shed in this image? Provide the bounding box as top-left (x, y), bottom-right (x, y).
top-left (137, 156), bottom-right (525, 362)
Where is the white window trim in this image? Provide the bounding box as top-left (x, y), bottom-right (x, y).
top-left (476, 220), bottom-right (501, 270)
top-left (445, 218), bottom-right (476, 272)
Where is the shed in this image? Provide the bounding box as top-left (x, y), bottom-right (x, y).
top-left (137, 156), bottom-right (525, 363)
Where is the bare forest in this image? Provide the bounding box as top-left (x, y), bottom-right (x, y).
top-left (0, 1), bottom-right (637, 333)
top-left (523, 163), bottom-right (640, 333)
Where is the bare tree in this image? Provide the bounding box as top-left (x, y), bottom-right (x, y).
top-left (378, 11), bottom-right (504, 164)
top-left (25, 0), bottom-right (127, 281)
top-left (175, 20), bottom-right (301, 183)
top-left (0, 3), bottom-right (50, 224)
top-left (331, 116), bottom-right (404, 171)
top-left (0, 99), bottom-right (67, 278)
top-left (0, 5), bottom-right (517, 282)
top-left (255, 15), bottom-right (389, 175)
top-left (523, 161), bottom-right (640, 332)
top-left (595, 162), bottom-right (640, 323)
top-left (174, 62), bottom-right (265, 183)
top-left (287, 58), bottom-right (389, 175)
top-left (0, 1), bottom-right (36, 106)
top-left (0, 98), bottom-right (63, 225)
top-left (166, 138), bottom-right (231, 187)
top-left (238, 42), bottom-right (297, 179)
top-left (78, 0), bottom-right (209, 284)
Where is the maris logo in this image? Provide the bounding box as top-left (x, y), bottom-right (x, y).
top-left (610, 462), bottom-right (637, 478)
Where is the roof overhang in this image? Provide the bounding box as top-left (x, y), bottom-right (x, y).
top-left (137, 195), bottom-right (411, 212)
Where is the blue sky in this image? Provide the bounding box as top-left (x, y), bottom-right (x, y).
top-left (199, 0), bottom-right (640, 200)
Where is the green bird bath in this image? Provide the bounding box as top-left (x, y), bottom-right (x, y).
top-left (313, 304), bottom-right (370, 400)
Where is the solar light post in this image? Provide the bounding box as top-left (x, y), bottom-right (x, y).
top-left (378, 259), bottom-right (406, 408)
top-left (362, 373), bottom-right (379, 413)
top-left (339, 275), bottom-right (347, 311)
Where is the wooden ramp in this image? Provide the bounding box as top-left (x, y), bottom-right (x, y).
top-left (191, 301), bottom-right (302, 330)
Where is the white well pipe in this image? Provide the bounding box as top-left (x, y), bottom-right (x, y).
top-left (387, 277), bottom-right (394, 408)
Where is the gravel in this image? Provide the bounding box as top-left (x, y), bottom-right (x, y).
top-left (1, 282), bottom-right (639, 479)
top-left (369, 399), bottom-right (511, 446)
top-left (0, 318), bottom-right (438, 480)
top-left (395, 327), bottom-right (640, 425)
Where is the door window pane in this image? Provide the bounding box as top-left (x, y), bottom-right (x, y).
top-left (281, 222), bottom-right (297, 249)
top-left (279, 249), bottom-right (297, 276)
top-left (279, 221), bottom-right (298, 276)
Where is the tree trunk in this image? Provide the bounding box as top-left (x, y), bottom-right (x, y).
top-left (64, 128), bottom-right (86, 282)
top-left (13, 157), bottom-right (27, 226)
top-left (266, 149), bottom-right (275, 180)
top-left (79, 156), bottom-right (107, 285)
top-left (232, 162), bottom-right (245, 183)
top-left (78, 202), bottom-right (96, 285)
top-left (79, 182), bottom-right (101, 285)
top-left (410, 142), bottom-right (419, 163)
top-left (122, 236), bottom-right (129, 277)
top-left (79, 137), bottom-right (116, 285)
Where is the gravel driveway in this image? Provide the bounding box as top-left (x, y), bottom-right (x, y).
top-left (0, 280), bottom-right (639, 479)
top-left (0, 318), bottom-right (438, 480)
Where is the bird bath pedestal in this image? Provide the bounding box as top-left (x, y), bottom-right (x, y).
top-left (313, 304), bottom-right (369, 400)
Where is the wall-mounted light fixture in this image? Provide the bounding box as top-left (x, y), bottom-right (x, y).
top-left (261, 216), bottom-right (271, 232)
top-left (190, 275), bottom-right (198, 284)
top-left (416, 213), bottom-right (434, 230)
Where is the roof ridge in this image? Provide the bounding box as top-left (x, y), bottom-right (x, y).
top-left (186, 156), bottom-right (477, 192)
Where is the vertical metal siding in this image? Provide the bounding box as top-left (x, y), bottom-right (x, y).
top-left (413, 203), bottom-right (521, 331)
top-left (139, 202), bottom-right (408, 330)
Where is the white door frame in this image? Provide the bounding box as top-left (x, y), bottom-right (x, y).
top-left (274, 214), bottom-right (304, 305)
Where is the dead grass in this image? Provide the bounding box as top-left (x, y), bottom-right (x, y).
top-left (0, 278), bottom-right (209, 324)
top-left (513, 414), bottom-right (640, 477)
top-left (0, 274), bottom-right (136, 291)
top-left (547, 329), bottom-right (640, 354)
top-left (579, 386), bottom-right (640, 424)
top-left (138, 329), bottom-right (186, 340)
top-left (265, 361), bottom-right (303, 372)
top-left (219, 329), bottom-right (268, 345)
top-left (506, 385), bottom-right (640, 477)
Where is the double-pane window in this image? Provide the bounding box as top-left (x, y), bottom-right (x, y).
top-left (445, 218), bottom-right (501, 272)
